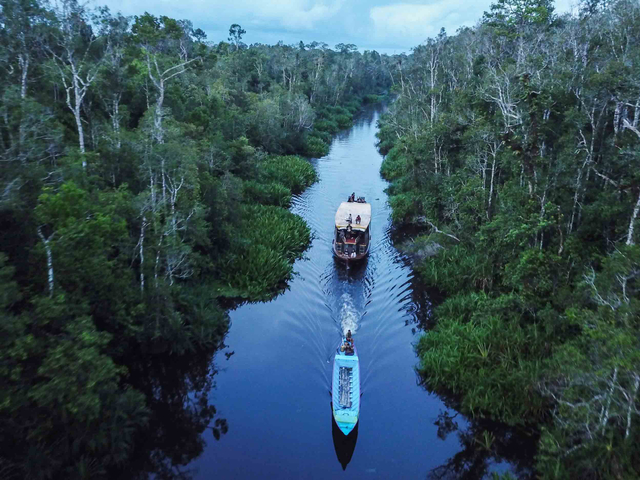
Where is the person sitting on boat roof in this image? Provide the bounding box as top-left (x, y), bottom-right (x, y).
top-left (355, 215), bottom-right (361, 225)
top-left (348, 193), bottom-right (355, 202)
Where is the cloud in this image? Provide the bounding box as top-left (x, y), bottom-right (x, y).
top-left (105, 0), bottom-right (345, 31)
top-left (369, 1), bottom-right (484, 47)
top-left (100, 0), bottom-right (575, 53)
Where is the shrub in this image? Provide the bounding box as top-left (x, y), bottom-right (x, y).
top-left (314, 119), bottom-right (339, 134)
top-left (334, 114), bottom-right (352, 129)
top-left (243, 180), bottom-right (291, 207)
top-left (260, 155), bottom-right (317, 193)
top-left (418, 294), bottom-right (546, 424)
top-left (363, 94), bottom-right (383, 104)
top-left (217, 204), bottom-right (311, 300)
top-left (310, 130), bottom-right (331, 144)
top-left (304, 136), bottom-right (329, 157)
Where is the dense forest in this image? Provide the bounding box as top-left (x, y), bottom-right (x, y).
top-left (377, 0), bottom-right (640, 478)
top-left (0, 0), bottom-right (392, 477)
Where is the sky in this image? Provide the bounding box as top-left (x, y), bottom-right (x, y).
top-left (101, 0), bottom-right (578, 54)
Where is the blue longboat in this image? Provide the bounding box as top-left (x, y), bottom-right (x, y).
top-left (332, 338), bottom-right (361, 435)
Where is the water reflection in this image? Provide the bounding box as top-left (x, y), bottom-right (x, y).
top-left (427, 416), bottom-right (538, 480)
top-left (331, 404), bottom-right (359, 470)
top-left (112, 348), bottom-right (228, 480)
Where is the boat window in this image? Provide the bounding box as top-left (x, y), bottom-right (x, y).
top-left (339, 367), bottom-right (352, 408)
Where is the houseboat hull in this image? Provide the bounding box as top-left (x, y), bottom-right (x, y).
top-left (332, 240), bottom-right (370, 263)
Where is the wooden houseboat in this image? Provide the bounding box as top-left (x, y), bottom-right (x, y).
top-left (332, 199), bottom-right (371, 263)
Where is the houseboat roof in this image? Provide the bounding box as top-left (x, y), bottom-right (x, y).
top-left (335, 202), bottom-right (371, 230)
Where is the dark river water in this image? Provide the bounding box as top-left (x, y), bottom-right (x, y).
top-left (186, 106), bottom-right (535, 479)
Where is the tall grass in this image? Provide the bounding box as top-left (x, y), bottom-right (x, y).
top-left (418, 293), bottom-right (547, 424)
top-left (260, 155), bottom-right (317, 194)
top-left (217, 204), bottom-right (311, 300)
top-left (243, 180), bottom-right (291, 207)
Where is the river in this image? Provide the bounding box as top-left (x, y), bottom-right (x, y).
top-left (187, 105), bottom-right (535, 479)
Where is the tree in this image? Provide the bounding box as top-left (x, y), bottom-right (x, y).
top-left (228, 23), bottom-right (246, 51)
top-left (49, 0), bottom-right (107, 165)
top-left (0, 0), bottom-right (51, 99)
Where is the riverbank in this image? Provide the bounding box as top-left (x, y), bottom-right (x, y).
top-left (376, 5), bottom-right (640, 473)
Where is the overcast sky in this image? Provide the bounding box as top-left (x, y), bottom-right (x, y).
top-left (101, 0), bottom-right (577, 54)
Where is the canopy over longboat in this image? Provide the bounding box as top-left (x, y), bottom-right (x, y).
top-left (333, 200), bottom-right (372, 262)
top-left (335, 202), bottom-right (371, 231)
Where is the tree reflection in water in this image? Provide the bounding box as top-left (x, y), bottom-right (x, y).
top-left (110, 346), bottom-right (228, 480)
top-left (428, 409), bottom-right (538, 480)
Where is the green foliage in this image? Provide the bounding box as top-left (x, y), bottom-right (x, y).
top-left (483, 0), bottom-right (555, 37)
top-left (217, 205), bottom-right (311, 300)
top-left (259, 155), bottom-right (317, 194)
top-left (243, 180), bottom-right (292, 207)
top-left (379, 0), bottom-right (640, 476)
top-left (419, 293), bottom-right (547, 424)
top-left (304, 135), bottom-right (330, 157)
top-left (0, 0), bottom-right (392, 474)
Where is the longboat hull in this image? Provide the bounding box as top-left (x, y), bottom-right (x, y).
top-left (332, 240), bottom-right (369, 263)
top-left (331, 340), bottom-right (360, 436)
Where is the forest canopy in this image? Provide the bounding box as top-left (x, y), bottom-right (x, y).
top-left (377, 0), bottom-right (640, 477)
top-left (0, 0), bottom-right (392, 477)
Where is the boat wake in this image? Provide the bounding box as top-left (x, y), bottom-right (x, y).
top-left (340, 293), bottom-right (359, 336)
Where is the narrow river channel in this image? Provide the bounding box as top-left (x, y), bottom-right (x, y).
top-left (189, 105), bottom-right (533, 479)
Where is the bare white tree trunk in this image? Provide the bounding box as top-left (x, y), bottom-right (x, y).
top-left (18, 54), bottom-right (29, 99)
top-left (600, 366), bottom-right (618, 433)
top-left (37, 227), bottom-right (54, 297)
top-left (625, 373), bottom-right (640, 439)
top-left (139, 216), bottom-right (146, 293)
top-left (51, 57), bottom-right (100, 166)
top-left (486, 139), bottom-right (501, 220)
top-left (626, 189), bottom-right (640, 246)
top-left (154, 235), bottom-right (163, 288)
top-left (623, 119), bottom-right (640, 246)
top-left (614, 101), bottom-right (623, 135)
top-left (568, 130), bottom-right (592, 234)
top-left (488, 156), bottom-right (497, 219)
top-left (108, 94), bottom-right (122, 150)
top-left (147, 55), bottom-right (201, 144)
